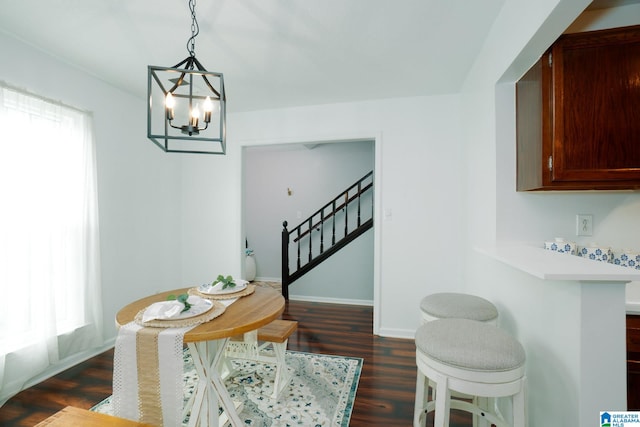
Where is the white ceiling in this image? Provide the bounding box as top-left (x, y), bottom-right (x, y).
top-left (0, 0), bottom-right (510, 112)
top-left (0, 0), bottom-right (635, 113)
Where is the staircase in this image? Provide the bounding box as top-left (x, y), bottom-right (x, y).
top-left (281, 171), bottom-right (374, 299)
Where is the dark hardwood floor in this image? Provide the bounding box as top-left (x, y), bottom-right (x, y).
top-left (0, 299), bottom-right (472, 426)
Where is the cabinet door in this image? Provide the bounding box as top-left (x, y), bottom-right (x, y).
top-left (628, 315), bottom-right (640, 410)
top-left (550, 25), bottom-right (640, 184)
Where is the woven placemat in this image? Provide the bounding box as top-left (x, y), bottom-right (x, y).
top-left (134, 300), bottom-right (226, 328)
top-left (188, 284), bottom-right (256, 300)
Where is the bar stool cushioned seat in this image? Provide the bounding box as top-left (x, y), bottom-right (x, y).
top-left (420, 292), bottom-right (498, 324)
top-left (414, 318), bottom-right (527, 427)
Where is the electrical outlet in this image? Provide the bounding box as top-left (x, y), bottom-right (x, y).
top-left (576, 214), bottom-right (593, 236)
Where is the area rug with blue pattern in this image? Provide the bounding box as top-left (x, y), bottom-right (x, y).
top-left (92, 349), bottom-right (362, 426)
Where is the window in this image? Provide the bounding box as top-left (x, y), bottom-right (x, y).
top-left (0, 83), bottom-right (103, 405)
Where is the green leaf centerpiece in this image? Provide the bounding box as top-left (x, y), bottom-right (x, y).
top-left (214, 274), bottom-right (236, 290)
top-left (167, 293), bottom-right (192, 313)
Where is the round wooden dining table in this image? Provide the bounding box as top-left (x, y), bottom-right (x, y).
top-left (115, 285), bottom-right (285, 427)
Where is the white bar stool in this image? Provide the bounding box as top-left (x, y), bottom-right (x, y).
top-left (420, 292), bottom-right (498, 325)
top-left (419, 292), bottom-right (500, 426)
top-left (413, 318), bottom-right (527, 427)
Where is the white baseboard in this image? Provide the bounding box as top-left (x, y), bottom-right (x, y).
top-left (21, 339), bottom-right (115, 392)
top-left (288, 294), bottom-right (373, 306)
top-left (254, 276), bottom-right (281, 283)
top-left (254, 277), bottom-right (373, 306)
top-left (377, 327), bottom-right (415, 339)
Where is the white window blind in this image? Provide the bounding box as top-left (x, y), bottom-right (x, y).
top-left (0, 83), bottom-right (103, 406)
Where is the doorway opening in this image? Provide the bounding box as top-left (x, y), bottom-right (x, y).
top-left (239, 135), bottom-right (382, 334)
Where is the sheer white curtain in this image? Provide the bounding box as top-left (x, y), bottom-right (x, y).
top-left (0, 83), bottom-right (103, 406)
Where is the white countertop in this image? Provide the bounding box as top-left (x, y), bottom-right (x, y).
top-left (478, 244), bottom-right (640, 282)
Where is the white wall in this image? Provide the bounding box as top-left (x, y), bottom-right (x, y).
top-left (243, 140), bottom-right (374, 303)
top-left (289, 229), bottom-right (374, 304)
top-left (179, 96), bottom-right (464, 336)
top-left (0, 32), bottom-right (184, 343)
top-left (0, 30), bottom-right (465, 343)
top-left (243, 141), bottom-right (374, 277)
top-left (461, 0), bottom-right (640, 424)
top-left (177, 153), bottom-right (241, 288)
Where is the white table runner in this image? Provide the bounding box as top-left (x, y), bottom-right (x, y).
top-left (113, 322), bottom-right (194, 426)
top-left (112, 297), bottom-right (239, 426)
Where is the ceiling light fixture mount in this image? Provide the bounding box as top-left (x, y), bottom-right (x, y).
top-left (147, 0), bottom-right (226, 154)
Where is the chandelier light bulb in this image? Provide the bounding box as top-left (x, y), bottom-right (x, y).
top-left (165, 92), bottom-right (175, 120)
top-left (203, 97), bottom-right (213, 123)
top-left (165, 92), bottom-right (176, 108)
top-left (190, 106), bottom-right (200, 128)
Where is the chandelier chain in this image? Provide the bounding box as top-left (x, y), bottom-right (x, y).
top-left (187, 0), bottom-right (199, 58)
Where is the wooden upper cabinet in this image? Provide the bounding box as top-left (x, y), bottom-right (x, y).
top-left (517, 25), bottom-right (640, 191)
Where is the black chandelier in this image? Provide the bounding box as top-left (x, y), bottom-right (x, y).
top-left (147, 0), bottom-right (226, 154)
